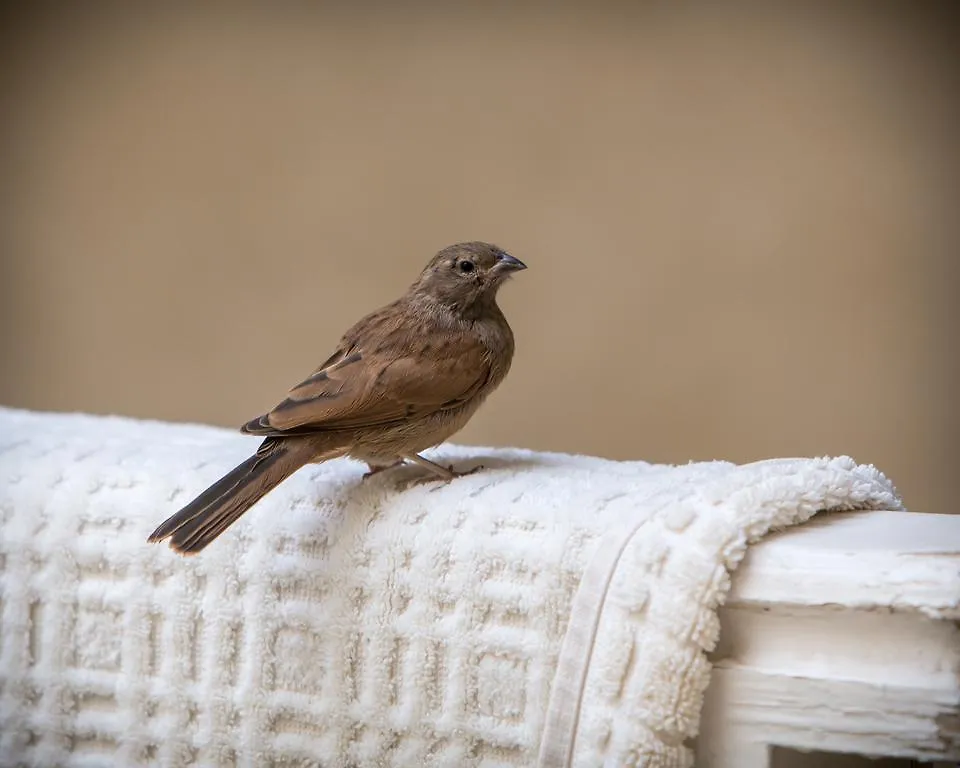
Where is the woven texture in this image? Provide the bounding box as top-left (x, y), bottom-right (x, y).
top-left (0, 408), bottom-right (901, 767)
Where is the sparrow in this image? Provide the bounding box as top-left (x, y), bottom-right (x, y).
top-left (148, 241), bottom-right (526, 554)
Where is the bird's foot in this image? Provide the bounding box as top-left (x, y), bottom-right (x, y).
top-left (362, 459), bottom-right (405, 481)
top-left (398, 453), bottom-right (484, 489)
top-left (417, 464), bottom-right (484, 491)
top-left (447, 464), bottom-right (483, 479)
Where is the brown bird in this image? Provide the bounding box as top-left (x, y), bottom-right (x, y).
top-left (148, 241), bottom-right (526, 554)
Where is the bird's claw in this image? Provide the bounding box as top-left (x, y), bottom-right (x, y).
top-left (426, 464), bottom-right (483, 491)
top-left (450, 463), bottom-right (483, 478)
top-left (362, 460), bottom-right (405, 481)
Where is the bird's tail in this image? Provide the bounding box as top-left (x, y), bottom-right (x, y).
top-left (147, 438), bottom-right (314, 555)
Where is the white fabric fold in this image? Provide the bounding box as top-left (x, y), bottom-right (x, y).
top-left (0, 408), bottom-right (901, 767)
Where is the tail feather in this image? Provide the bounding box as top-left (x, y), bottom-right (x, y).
top-left (148, 439), bottom-right (311, 555)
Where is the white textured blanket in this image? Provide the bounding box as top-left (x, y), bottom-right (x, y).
top-left (0, 408), bottom-right (901, 767)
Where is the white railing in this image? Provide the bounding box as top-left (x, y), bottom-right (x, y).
top-left (698, 510), bottom-right (960, 767)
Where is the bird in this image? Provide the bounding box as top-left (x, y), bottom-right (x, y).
top-left (147, 241), bottom-right (526, 555)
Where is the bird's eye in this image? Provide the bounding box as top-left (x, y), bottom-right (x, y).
top-left (458, 260), bottom-right (475, 274)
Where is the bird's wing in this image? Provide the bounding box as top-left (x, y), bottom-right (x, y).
top-left (240, 327), bottom-right (491, 435)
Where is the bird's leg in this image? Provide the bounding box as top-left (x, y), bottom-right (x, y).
top-left (362, 459), bottom-right (405, 480)
top-left (402, 453), bottom-right (483, 484)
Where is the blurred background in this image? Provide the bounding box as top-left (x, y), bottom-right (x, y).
top-left (1, 2), bottom-right (957, 518)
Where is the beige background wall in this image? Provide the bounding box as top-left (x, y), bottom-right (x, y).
top-left (2, 3), bottom-right (957, 515)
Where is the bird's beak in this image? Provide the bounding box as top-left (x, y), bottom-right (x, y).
top-left (496, 252), bottom-right (527, 272)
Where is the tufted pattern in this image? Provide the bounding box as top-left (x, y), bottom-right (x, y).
top-left (0, 408), bottom-right (901, 767)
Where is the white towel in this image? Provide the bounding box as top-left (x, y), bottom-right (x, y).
top-left (0, 408), bottom-right (901, 767)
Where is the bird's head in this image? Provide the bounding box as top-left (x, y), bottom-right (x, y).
top-left (412, 241), bottom-right (527, 313)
